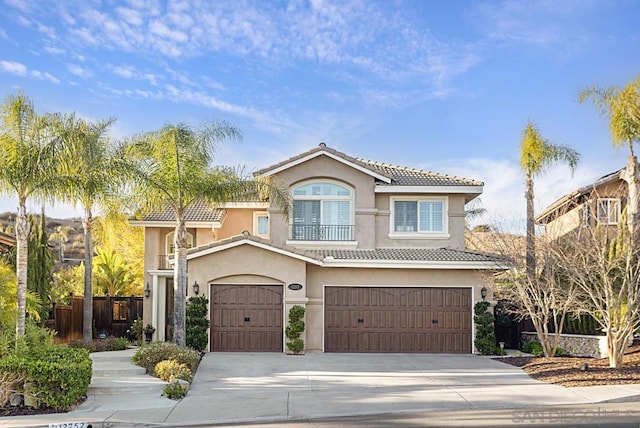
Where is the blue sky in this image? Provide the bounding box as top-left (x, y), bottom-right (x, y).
top-left (0, 0), bottom-right (638, 232)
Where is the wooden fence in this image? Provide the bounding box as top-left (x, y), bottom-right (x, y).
top-left (46, 296), bottom-right (143, 344)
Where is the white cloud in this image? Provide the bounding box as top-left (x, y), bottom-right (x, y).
top-left (0, 60), bottom-right (27, 76)
top-left (5, 0), bottom-right (31, 13)
top-left (43, 46), bottom-right (65, 55)
top-left (67, 63), bottom-right (92, 78)
top-left (116, 7), bottom-right (144, 26)
top-left (30, 70), bottom-right (60, 84)
top-left (0, 28), bottom-right (7, 39)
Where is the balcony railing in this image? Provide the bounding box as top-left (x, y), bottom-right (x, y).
top-left (157, 255), bottom-right (172, 270)
top-left (289, 224), bottom-right (354, 241)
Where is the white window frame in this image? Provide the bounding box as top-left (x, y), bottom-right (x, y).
top-left (165, 231), bottom-right (194, 255)
top-left (253, 211), bottom-right (269, 238)
top-left (597, 198), bottom-right (620, 225)
top-left (291, 179), bottom-right (355, 241)
top-left (389, 196), bottom-right (449, 239)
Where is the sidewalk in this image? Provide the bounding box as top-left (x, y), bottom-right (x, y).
top-left (1, 349), bottom-right (640, 428)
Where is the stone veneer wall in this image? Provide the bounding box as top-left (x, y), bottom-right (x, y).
top-left (521, 332), bottom-right (608, 358)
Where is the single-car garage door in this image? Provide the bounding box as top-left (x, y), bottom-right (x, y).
top-left (210, 285), bottom-right (283, 352)
top-left (325, 287), bottom-right (471, 353)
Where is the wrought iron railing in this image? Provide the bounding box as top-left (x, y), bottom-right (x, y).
top-left (157, 255), bottom-right (172, 270)
top-left (289, 224), bottom-right (354, 241)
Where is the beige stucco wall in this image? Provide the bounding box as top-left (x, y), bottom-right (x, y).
top-left (216, 208), bottom-right (262, 240)
top-left (374, 193), bottom-right (466, 249)
top-left (542, 179), bottom-right (628, 239)
top-left (269, 155), bottom-right (378, 248)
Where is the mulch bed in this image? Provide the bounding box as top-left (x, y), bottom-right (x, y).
top-left (497, 341), bottom-right (640, 387)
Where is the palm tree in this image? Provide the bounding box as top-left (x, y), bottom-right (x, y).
top-left (0, 92), bottom-right (60, 336)
top-left (579, 76), bottom-right (640, 237)
top-left (519, 121), bottom-right (580, 280)
top-left (125, 122), bottom-right (291, 346)
top-left (52, 113), bottom-right (119, 343)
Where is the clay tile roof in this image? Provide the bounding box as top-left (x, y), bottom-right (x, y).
top-left (310, 247), bottom-right (501, 262)
top-left (358, 160), bottom-right (483, 187)
top-left (186, 232), bottom-right (325, 261)
top-left (142, 200), bottom-right (226, 223)
top-left (255, 143), bottom-right (481, 187)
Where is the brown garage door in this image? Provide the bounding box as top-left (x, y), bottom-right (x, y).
top-left (210, 285), bottom-right (283, 352)
top-left (325, 287), bottom-right (471, 353)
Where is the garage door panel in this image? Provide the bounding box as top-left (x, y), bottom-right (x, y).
top-left (325, 287), bottom-right (471, 353)
top-left (211, 285), bottom-right (283, 352)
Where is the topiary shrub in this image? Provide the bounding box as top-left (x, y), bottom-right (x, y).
top-left (155, 359), bottom-right (192, 382)
top-left (474, 301), bottom-right (499, 355)
top-left (132, 342), bottom-right (200, 375)
top-left (285, 305), bottom-right (305, 354)
top-left (186, 296), bottom-right (209, 351)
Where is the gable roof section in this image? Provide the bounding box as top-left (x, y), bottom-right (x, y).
top-left (536, 169), bottom-right (623, 224)
top-left (256, 143), bottom-right (483, 190)
top-left (184, 231), bottom-right (502, 269)
top-left (256, 143), bottom-right (392, 183)
top-left (132, 200), bottom-right (226, 226)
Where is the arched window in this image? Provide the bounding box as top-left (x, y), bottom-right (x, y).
top-left (165, 231), bottom-right (194, 255)
top-left (291, 180), bottom-right (354, 241)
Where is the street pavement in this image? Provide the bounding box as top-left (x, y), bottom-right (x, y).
top-left (1, 348), bottom-right (640, 427)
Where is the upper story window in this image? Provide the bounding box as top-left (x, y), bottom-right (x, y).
top-left (253, 212), bottom-right (269, 237)
top-left (291, 180), bottom-right (354, 241)
top-left (391, 197), bottom-right (448, 236)
top-left (165, 231), bottom-right (194, 255)
top-left (597, 198), bottom-right (620, 225)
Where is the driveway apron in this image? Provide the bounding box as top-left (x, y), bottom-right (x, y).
top-left (165, 352), bottom-right (592, 426)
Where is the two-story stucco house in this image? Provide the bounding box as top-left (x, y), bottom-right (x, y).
top-left (132, 143), bottom-right (500, 354)
top-left (536, 168), bottom-right (628, 239)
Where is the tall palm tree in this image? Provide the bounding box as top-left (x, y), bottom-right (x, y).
top-left (579, 76), bottom-right (640, 237)
top-left (520, 121), bottom-right (580, 280)
top-left (52, 113), bottom-right (119, 343)
top-left (126, 122), bottom-right (291, 346)
top-left (0, 92), bottom-right (60, 336)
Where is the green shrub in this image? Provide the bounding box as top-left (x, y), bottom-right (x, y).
top-left (68, 336), bottom-right (130, 353)
top-left (162, 380), bottom-right (187, 399)
top-left (523, 341), bottom-right (564, 357)
top-left (474, 301), bottom-right (499, 355)
top-left (155, 359), bottom-right (192, 382)
top-left (130, 317), bottom-right (144, 344)
top-left (0, 347), bottom-right (91, 410)
top-left (285, 305), bottom-right (305, 354)
top-left (186, 296), bottom-right (209, 351)
top-left (133, 342), bottom-right (200, 375)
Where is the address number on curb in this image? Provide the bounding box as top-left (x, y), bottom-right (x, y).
top-left (48, 423), bottom-right (91, 428)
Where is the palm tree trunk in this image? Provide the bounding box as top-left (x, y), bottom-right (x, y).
top-left (15, 199), bottom-right (29, 337)
top-left (173, 216), bottom-right (188, 347)
top-left (82, 205), bottom-right (93, 344)
top-left (525, 171), bottom-right (536, 281)
top-left (622, 155), bottom-right (639, 239)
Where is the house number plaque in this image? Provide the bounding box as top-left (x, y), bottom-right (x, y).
top-left (288, 283), bottom-right (303, 290)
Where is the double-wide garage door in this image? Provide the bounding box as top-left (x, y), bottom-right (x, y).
top-left (325, 287), bottom-right (472, 353)
top-left (210, 285), bottom-right (283, 352)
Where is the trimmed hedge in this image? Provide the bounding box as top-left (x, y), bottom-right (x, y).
top-left (0, 347), bottom-right (92, 410)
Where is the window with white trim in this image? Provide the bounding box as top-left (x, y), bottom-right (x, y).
top-left (291, 180), bottom-right (354, 240)
top-left (253, 212), bottom-right (269, 237)
top-left (597, 198), bottom-right (620, 224)
top-left (391, 197), bottom-right (447, 234)
top-left (165, 231), bottom-right (194, 255)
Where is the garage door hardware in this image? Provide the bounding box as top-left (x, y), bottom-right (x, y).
top-left (244, 317), bottom-right (250, 322)
top-left (432, 319), bottom-right (438, 324)
top-left (357, 318), bottom-right (365, 323)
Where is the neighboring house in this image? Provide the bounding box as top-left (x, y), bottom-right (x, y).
top-left (536, 169), bottom-right (628, 239)
top-left (0, 230), bottom-right (15, 253)
top-left (131, 143), bottom-right (501, 354)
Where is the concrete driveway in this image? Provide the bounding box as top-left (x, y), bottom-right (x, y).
top-left (166, 352), bottom-right (595, 426)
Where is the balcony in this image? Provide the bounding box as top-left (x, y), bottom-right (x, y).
top-left (157, 255), bottom-right (172, 270)
top-left (289, 224), bottom-right (354, 241)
